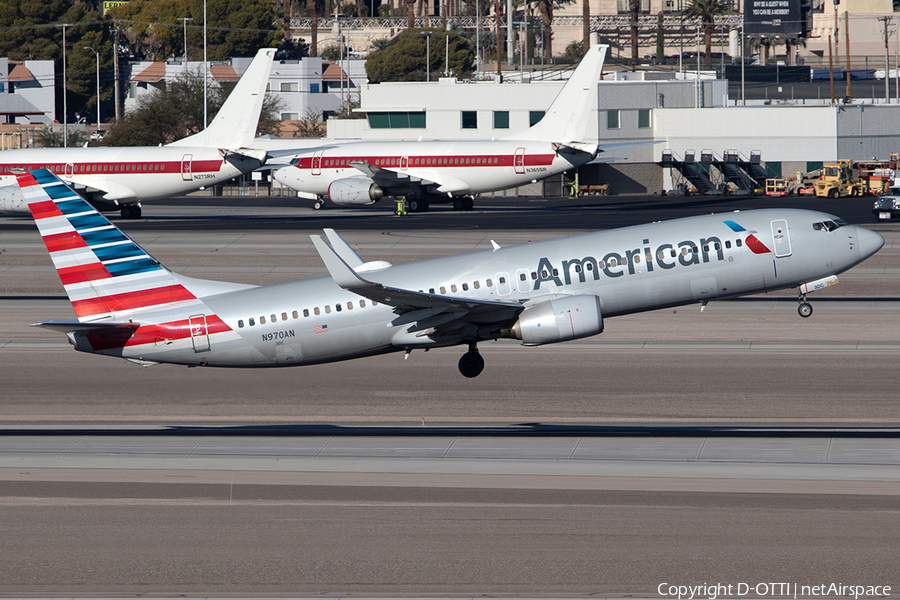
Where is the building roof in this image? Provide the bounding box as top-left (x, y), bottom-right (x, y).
top-left (322, 62), bottom-right (348, 81)
top-left (132, 62), bottom-right (166, 82)
top-left (0, 94), bottom-right (44, 115)
top-left (8, 64), bottom-right (35, 82)
top-left (210, 64), bottom-right (239, 82)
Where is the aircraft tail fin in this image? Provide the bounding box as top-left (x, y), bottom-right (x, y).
top-left (504, 44), bottom-right (607, 144)
top-left (17, 170), bottom-right (211, 322)
top-left (170, 48), bottom-right (276, 150)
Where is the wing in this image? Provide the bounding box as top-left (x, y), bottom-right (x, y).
top-left (311, 234), bottom-right (523, 343)
top-left (348, 161), bottom-right (471, 196)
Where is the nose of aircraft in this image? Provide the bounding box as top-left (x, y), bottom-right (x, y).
top-left (856, 226), bottom-right (885, 259)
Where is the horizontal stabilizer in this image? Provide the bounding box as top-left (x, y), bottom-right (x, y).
top-left (32, 319), bottom-right (139, 333)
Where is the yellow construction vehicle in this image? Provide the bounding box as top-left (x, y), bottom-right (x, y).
top-left (814, 159), bottom-right (866, 198)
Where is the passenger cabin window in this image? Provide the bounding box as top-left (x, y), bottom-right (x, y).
top-left (291, 311), bottom-right (297, 319)
top-left (348, 302), bottom-right (354, 310)
top-left (736, 239), bottom-right (743, 247)
top-left (336, 304), bottom-right (342, 312)
top-left (462, 283), bottom-right (469, 291)
top-left (440, 286), bottom-right (446, 294)
top-left (260, 316), bottom-right (266, 325)
top-left (360, 300), bottom-right (366, 307)
top-left (473, 281), bottom-right (480, 289)
top-left (325, 306), bottom-right (331, 314)
top-left (314, 307), bottom-right (321, 316)
top-left (238, 320), bottom-right (244, 328)
top-left (249, 318), bottom-right (256, 326)
top-left (271, 314), bottom-right (277, 322)
top-left (451, 284), bottom-right (457, 293)
top-left (303, 309), bottom-right (309, 317)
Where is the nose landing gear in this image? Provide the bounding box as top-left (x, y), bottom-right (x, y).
top-left (458, 343), bottom-right (484, 378)
top-left (798, 291), bottom-right (813, 318)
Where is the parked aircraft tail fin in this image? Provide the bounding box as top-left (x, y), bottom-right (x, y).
top-left (171, 48), bottom-right (276, 150)
top-left (16, 170), bottom-right (246, 323)
top-left (504, 44), bottom-right (607, 145)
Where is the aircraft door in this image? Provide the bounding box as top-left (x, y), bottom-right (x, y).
top-left (312, 151), bottom-right (323, 175)
top-left (181, 154), bottom-right (193, 181)
top-left (496, 272), bottom-right (511, 295)
top-left (515, 268), bottom-right (531, 293)
top-left (514, 148), bottom-right (526, 174)
top-left (64, 162), bottom-right (74, 177)
top-left (771, 219), bottom-right (792, 257)
top-left (400, 155), bottom-right (409, 170)
top-left (188, 314), bottom-right (210, 352)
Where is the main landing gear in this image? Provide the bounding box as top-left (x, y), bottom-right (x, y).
top-left (458, 343), bottom-right (484, 378)
top-left (120, 204), bottom-right (142, 219)
top-left (798, 291), bottom-right (813, 318)
top-left (408, 198), bottom-right (429, 212)
top-left (452, 197), bottom-right (475, 211)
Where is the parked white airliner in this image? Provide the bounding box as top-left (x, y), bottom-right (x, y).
top-left (0, 48), bottom-right (276, 219)
top-left (19, 169), bottom-right (883, 377)
top-left (273, 45), bottom-right (642, 212)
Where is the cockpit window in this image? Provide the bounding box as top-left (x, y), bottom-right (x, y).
top-left (813, 220), bottom-right (845, 232)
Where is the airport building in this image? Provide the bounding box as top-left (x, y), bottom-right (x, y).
top-left (314, 67), bottom-right (900, 194)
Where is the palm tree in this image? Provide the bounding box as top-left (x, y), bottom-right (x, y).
top-left (582, 0), bottom-right (590, 54)
top-left (308, 0), bottom-right (325, 56)
top-left (682, 0), bottom-right (732, 70)
top-left (532, 0), bottom-right (574, 63)
top-left (629, 0), bottom-right (640, 69)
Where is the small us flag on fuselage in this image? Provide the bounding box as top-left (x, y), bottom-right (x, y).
top-left (314, 324), bottom-right (328, 333)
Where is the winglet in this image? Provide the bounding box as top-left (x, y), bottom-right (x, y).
top-left (311, 235), bottom-right (372, 289)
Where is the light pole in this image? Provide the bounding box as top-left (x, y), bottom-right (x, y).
top-left (445, 23), bottom-right (453, 77)
top-left (420, 31), bottom-right (433, 82)
top-left (177, 17), bottom-right (193, 62)
top-left (203, 0), bottom-right (208, 128)
top-left (84, 46), bottom-right (101, 136)
top-left (57, 23), bottom-right (72, 147)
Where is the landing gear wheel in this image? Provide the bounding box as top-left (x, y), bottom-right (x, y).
top-left (453, 198), bottom-right (465, 211)
top-left (458, 347), bottom-right (485, 378)
top-left (798, 302), bottom-right (813, 318)
top-left (313, 199), bottom-right (325, 210)
top-left (409, 198), bottom-right (429, 212)
top-left (120, 204), bottom-right (141, 219)
top-left (463, 197), bottom-right (475, 211)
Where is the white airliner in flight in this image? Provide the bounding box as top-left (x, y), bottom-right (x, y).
top-left (0, 48), bottom-right (276, 219)
top-left (272, 45), bottom-right (642, 212)
top-left (18, 168), bottom-right (883, 377)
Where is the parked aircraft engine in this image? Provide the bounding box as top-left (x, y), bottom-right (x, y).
top-left (327, 177), bottom-right (384, 205)
top-left (0, 185), bottom-right (27, 213)
top-left (505, 294), bottom-right (603, 345)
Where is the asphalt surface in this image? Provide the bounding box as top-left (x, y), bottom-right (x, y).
top-left (1, 192), bottom-right (898, 596)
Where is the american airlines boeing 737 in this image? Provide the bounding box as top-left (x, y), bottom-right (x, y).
top-left (18, 169), bottom-right (883, 377)
top-left (273, 45), bottom-right (642, 212)
top-left (0, 48), bottom-right (275, 219)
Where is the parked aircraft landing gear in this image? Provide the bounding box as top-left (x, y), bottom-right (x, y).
top-left (120, 204), bottom-right (141, 219)
top-left (312, 198), bottom-right (326, 210)
top-left (452, 197), bottom-right (475, 211)
top-left (798, 291), bottom-right (813, 318)
top-left (458, 343), bottom-right (484, 378)
top-left (408, 198), bottom-right (429, 212)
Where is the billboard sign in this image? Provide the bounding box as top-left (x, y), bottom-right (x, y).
top-left (744, 0), bottom-right (802, 36)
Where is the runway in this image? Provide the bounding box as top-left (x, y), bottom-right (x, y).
top-left (1, 194), bottom-right (898, 595)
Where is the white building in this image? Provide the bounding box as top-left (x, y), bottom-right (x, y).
top-left (125, 56), bottom-right (367, 122)
top-left (0, 58), bottom-right (55, 125)
top-left (308, 68), bottom-right (900, 193)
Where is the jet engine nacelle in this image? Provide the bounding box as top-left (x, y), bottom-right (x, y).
top-left (327, 177), bottom-right (384, 206)
top-left (0, 184), bottom-right (28, 213)
top-left (508, 294), bottom-right (603, 346)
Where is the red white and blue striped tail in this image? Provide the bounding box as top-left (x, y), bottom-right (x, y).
top-left (18, 169), bottom-right (200, 322)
